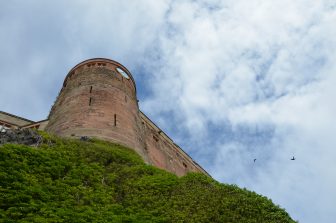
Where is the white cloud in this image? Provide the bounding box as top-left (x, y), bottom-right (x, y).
top-left (141, 1), bottom-right (336, 222)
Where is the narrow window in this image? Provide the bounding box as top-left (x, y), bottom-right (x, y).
top-left (114, 114), bottom-right (117, 126)
top-left (89, 97), bottom-right (92, 106)
top-left (90, 86), bottom-right (92, 93)
top-left (183, 162), bottom-right (187, 168)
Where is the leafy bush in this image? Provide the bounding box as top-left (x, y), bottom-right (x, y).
top-left (0, 133), bottom-right (296, 222)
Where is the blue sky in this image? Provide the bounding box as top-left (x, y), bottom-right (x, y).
top-left (1, 1), bottom-right (336, 222)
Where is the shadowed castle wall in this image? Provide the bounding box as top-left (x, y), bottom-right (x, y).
top-left (140, 112), bottom-right (207, 176)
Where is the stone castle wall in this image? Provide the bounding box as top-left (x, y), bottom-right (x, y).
top-left (45, 58), bottom-right (148, 160)
top-left (140, 112), bottom-right (207, 176)
top-left (43, 58), bottom-right (208, 176)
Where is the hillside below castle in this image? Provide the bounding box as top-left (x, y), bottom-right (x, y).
top-left (0, 132), bottom-right (296, 222)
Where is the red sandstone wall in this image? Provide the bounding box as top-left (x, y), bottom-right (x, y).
top-left (46, 58), bottom-right (209, 177)
top-left (139, 112), bottom-right (209, 177)
top-left (46, 59), bottom-right (148, 161)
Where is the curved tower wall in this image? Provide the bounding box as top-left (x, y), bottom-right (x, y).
top-left (46, 58), bottom-right (209, 177)
top-left (46, 58), bottom-right (147, 160)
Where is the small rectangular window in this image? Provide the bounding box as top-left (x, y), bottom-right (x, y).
top-left (89, 97), bottom-right (92, 106)
top-left (114, 114), bottom-right (117, 126)
top-left (90, 86), bottom-right (93, 93)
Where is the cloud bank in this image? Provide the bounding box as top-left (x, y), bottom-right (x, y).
top-left (1, 1), bottom-right (336, 222)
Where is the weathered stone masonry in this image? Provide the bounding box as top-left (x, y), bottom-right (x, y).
top-left (0, 58), bottom-right (209, 177)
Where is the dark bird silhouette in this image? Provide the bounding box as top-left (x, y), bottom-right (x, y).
top-left (253, 159), bottom-right (257, 163)
top-left (291, 156), bottom-right (295, 160)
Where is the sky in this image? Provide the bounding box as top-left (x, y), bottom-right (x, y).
top-left (1, 0), bottom-right (336, 222)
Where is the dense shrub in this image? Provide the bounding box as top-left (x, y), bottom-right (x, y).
top-left (0, 133), bottom-right (296, 222)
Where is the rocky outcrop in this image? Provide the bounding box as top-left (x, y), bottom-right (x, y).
top-left (0, 129), bottom-right (42, 146)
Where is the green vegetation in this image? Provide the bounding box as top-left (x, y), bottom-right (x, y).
top-left (0, 132), bottom-right (295, 222)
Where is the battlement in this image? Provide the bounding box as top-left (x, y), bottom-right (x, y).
top-left (62, 58), bottom-right (136, 92)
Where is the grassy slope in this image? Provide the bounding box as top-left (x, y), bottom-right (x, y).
top-left (0, 133), bottom-right (295, 223)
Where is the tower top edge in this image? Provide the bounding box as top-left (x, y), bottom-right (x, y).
top-left (63, 58), bottom-right (137, 92)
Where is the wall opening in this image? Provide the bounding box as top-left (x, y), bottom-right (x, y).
top-left (89, 97), bottom-right (92, 106)
top-left (114, 114), bottom-right (117, 126)
top-left (96, 63), bottom-right (106, 67)
top-left (153, 135), bottom-right (159, 142)
top-left (183, 162), bottom-right (187, 168)
top-left (90, 86), bottom-right (92, 93)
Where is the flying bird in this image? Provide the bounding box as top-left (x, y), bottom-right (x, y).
top-left (291, 156), bottom-right (295, 160)
top-left (253, 159), bottom-right (257, 163)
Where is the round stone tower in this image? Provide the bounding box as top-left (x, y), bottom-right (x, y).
top-left (46, 58), bottom-right (147, 160)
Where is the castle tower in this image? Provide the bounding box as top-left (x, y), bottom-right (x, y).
top-left (46, 58), bottom-right (209, 177)
top-left (46, 58), bottom-right (148, 161)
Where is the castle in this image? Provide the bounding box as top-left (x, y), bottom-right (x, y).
top-left (0, 58), bottom-right (208, 177)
